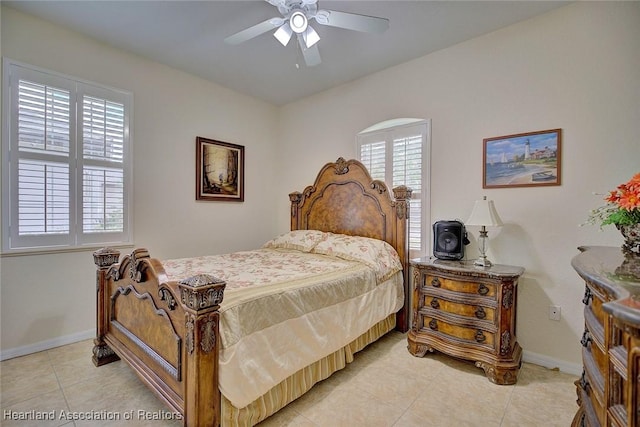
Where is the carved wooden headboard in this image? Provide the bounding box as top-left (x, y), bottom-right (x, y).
top-left (289, 157), bottom-right (412, 331)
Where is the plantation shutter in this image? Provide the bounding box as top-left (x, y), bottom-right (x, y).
top-left (9, 68), bottom-right (76, 248)
top-left (392, 130), bottom-right (423, 254)
top-left (3, 61), bottom-right (132, 251)
top-left (78, 87), bottom-right (128, 244)
top-left (357, 121), bottom-right (429, 256)
top-left (359, 140), bottom-right (386, 181)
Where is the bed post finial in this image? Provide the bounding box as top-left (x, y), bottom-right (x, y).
top-left (392, 186), bottom-right (412, 332)
top-left (392, 185), bottom-right (412, 220)
top-left (92, 247), bottom-right (121, 367)
top-left (289, 191), bottom-right (303, 229)
top-left (178, 275), bottom-right (226, 427)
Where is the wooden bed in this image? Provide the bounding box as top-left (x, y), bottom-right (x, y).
top-left (92, 157), bottom-right (411, 426)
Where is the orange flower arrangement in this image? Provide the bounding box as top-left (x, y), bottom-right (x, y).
top-left (587, 173), bottom-right (640, 228)
top-left (607, 173), bottom-right (640, 209)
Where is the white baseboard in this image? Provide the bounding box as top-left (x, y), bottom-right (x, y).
top-left (0, 329), bottom-right (94, 361)
top-left (522, 349), bottom-right (582, 376)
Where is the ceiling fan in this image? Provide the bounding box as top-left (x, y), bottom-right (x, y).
top-left (224, 0), bottom-right (389, 67)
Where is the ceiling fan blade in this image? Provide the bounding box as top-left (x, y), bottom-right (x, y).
top-left (298, 35), bottom-right (321, 67)
top-left (314, 9), bottom-right (389, 33)
top-left (224, 18), bottom-right (283, 45)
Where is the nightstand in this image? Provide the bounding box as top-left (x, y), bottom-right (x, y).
top-left (407, 257), bottom-right (524, 384)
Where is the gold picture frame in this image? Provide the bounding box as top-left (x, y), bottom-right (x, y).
top-left (196, 137), bottom-right (244, 202)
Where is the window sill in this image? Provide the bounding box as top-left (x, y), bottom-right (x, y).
top-left (1, 243), bottom-right (135, 258)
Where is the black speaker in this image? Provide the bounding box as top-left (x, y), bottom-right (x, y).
top-left (433, 220), bottom-right (468, 260)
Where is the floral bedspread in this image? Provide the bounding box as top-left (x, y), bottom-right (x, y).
top-left (163, 247), bottom-right (386, 349)
top-left (159, 233), bottom-right (404, 408)
top-left (162, 248), bottom-right (358, 292)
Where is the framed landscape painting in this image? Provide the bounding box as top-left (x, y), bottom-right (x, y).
top-left (483, 129), bottom-right (561, 189)
top-left (196, 137), bottom-right (244, 202)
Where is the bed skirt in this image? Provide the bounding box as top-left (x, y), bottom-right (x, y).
top-left (220, 313), bottom-right (396, 426)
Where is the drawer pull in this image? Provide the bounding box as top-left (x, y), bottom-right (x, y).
top-left (474, 330), bottom-right (486, 343)
top-left (475, 306), bottom-right (486, 319)
top-left (582, 286), bottom-right (593, 306)
top-left (579, 371), bottom-right (590, 393)
top-left (431, 278), bottom-right (441, 288)
top-left (580, 330), bottom-right (592, 348)
top-left (478, 284), bottom-right (489, 295)
top-left (429, 319), bottom-right (438, 331)
top-left (430, 298), bottom-right (440, 309)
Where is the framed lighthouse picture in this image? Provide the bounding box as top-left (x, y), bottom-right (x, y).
top-left (482, 129), bottom-right (561, 189)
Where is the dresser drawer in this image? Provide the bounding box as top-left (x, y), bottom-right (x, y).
top-left (576, 385), bottom-right (600, 427)
top-left (419, 314), bottom-right (495, 349)
top-left (585, 288), bottom-right (608, 330)
top-left (583, 363), bottom-right (606, 426)
top-left (424, 275), bottom-right (497, 299)
top-left (422, 294), bottom-right (496, 323)
top-left (584, 309), bottom-right (608, 376)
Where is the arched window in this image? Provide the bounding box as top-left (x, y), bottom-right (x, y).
top-left (357, 119), bottom-right (430, 257)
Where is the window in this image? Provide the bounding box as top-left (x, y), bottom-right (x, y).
top-left (2, 60), bottom-right (132, 252)
top-left (357, 119), bottom-right (430, 257)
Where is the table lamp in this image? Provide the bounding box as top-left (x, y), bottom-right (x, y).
top-left (466, 196), bottom-right (503, 267)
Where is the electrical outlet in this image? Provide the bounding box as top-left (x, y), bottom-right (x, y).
top-left (549, 305), bottom-right (561, 321)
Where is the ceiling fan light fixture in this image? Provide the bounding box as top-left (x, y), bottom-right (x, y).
top-left (314, 9), bottom-right (330, 25)
top-left (274, 22), bottom-right (293, 46)
top-left (303, 26), bottom-right (320, 48)
top-left (289, 11), bottom-right (308, 34)
top-left (227, 0), bottom-right (390, 68)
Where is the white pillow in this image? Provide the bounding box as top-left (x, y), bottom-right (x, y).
top-left (311, 232), bottom-right (402, 281)
top-left (262, 230), bottom-right (326, 252)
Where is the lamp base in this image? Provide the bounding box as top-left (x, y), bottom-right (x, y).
top-left (474, 257), bottom-right (493, 268)
top-left (474, 227), bottom-right (493, 268)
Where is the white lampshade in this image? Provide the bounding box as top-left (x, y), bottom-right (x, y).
top-left (466, 196), bottom-right (503, 227)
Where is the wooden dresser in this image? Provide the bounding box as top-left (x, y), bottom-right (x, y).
top-left (572, 246), bottom-right (640, 427)
top-left (407, 257), bottom-right (524, 385)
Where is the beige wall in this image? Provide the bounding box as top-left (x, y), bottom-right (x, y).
top-left (1, 2), bottom-right (639, 372)
top-left (277, 2), bottom-right (640, 370)
top-left (0, 7), bottom-right (280, 357)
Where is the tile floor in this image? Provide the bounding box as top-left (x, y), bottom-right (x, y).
top-left (1, 332), bottom-right (578, 426)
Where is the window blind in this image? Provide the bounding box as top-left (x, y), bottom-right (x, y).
top-left (3, 61), bottom-right (132, 251)
top-left (393, 134), bottom-right (423, 253)
top-left (359, 140), bottom-right (386, 180)
top-left (357, 121), bottom-right (430, 256)
top-left (81, 95), bottom-right (126, 235)
top-left (17, 159), bottom-right (70, 236)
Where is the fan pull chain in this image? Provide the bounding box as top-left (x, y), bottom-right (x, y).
top-left (295, 39), bottom-right (302, 69)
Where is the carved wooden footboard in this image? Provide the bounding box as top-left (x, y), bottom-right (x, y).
top-left (92, 248), bottom-right (226, 426)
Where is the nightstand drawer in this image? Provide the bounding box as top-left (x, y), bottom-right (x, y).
top-left (420, 315), bottom-right (495, 348)
top-left (423, 295), bottom-right (496, 322)
top-left (424, 275), bottom-right (497, 299)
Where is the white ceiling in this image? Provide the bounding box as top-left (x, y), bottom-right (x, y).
top-left (5, 1), bottom-right (569, 106)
